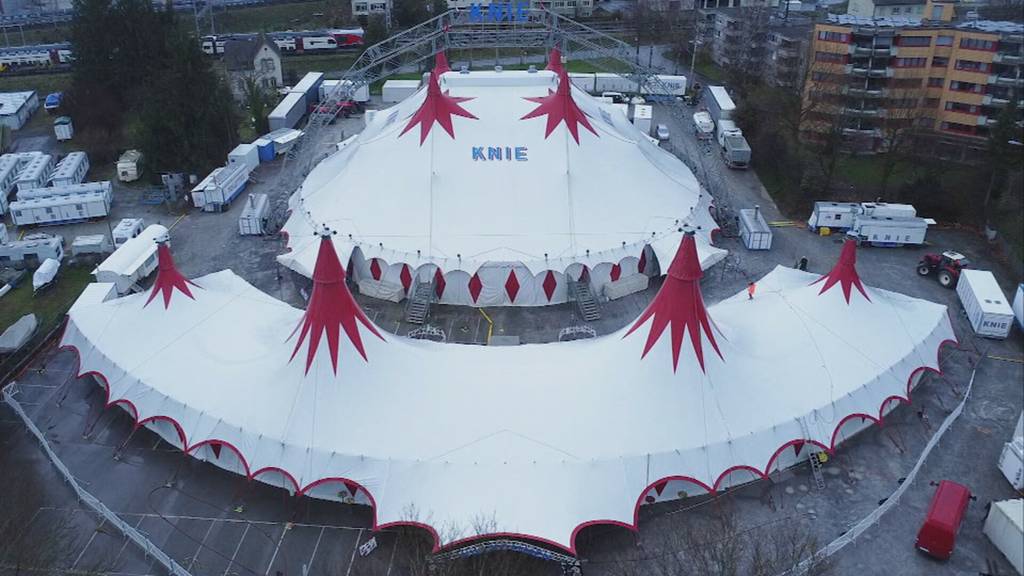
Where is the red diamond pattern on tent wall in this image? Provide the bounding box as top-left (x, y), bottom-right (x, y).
top-left (654, 479), bottom-right (667, 496)
top-left (400, 264), bottom-right (412, 293)
top-left (211, 443), bottom-right (222, 459)
top-left (610, 264), bottom-right (622, 282)
top-left (370, 258), bottom-right (382, 281)
top-left (579, 266), bottom-right (590, 282)
top-left (343, 479), bottom-right (360, 498)
top-left (434, 268), bottom-right (446, 299)
top-left (468, 273), bottom-right (483, 303)
top-left (542, 271), bottom-right (557, 301)
top-left (505, 270), bottom-right (520, 302)
top-left (638, 249), bottom-right (647, 274)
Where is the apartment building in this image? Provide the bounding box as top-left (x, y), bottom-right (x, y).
top-left (803, 7), bottom-right (1023, 157)
top-left (352, 0), bottom-right (390, 18)
top-left (698, 7), bottom-right (811, 90)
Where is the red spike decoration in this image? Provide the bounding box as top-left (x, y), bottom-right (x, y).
top-left (812, 239), bottom-right (870, 304)
top-left (399, 60), bottom-right (477, 145)
top-left (289, 232), bottom-right (384, 375)
top-left (433, 51), bottom-right (451, 74)
top-left (625, 233), bottom-right (722, 373)
top-left (545, 46), bottom-right (563, 73)
top-left (145, 240), bottom-right (199, 309)
top-left (520, 60), bottom-right (598, 144)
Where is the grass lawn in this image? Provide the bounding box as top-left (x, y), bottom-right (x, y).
top-left (283, 52), bottom-right (357, 81)
top-left (204, 0), bottom-right (333, 34)
top-left (0, 264), bottom-right (93, 335)
top-left (834, 156), bottom-right (918, 194)
top-left (1, 25), bottom-right (69, 46)
top-left (0, 72), bottom-right (72, 98)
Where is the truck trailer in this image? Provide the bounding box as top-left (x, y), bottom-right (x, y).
top-left (957, 269), bottom-right (1014, 339)
top-left (268, 91), bottom-right (307, 131)
top-left (705, 85), bottom-right (736, 124)
top-left (845, 215), bottom-right (935, 247)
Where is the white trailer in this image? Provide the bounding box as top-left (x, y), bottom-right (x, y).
top-left (0, 234), bottom-right (63, 264)
top-left (112, 218), bottom-right (145, 248)
top-left (266, 128), bottom-right (303, 155)
top-left (117, 149), bottom-right (143, 182)
top-left (983, 499), bottom-right (1023, 576)
top-left (999, 413), bottom-right (1023, 491)
top-left (846, 215), bottom-right (934, 247)
top-left (319, 79), bottom-right (370, 103)
top-left (859, 202), bottom-right (916, 219)
top-left (238, 193), bottom-right (270, 236)
top-left (957, 269), bottom-right (1014, 339)
top-left (50, 151), bottom-right (89, 186)
top-left (382, 80), bottom-right (421, 103)
top-left (228, 143), bottom-right (259, 173)
top-left (594, 73), bottom-right (638, 94)
top-left (705, 85), bottom-right (736, 123)
top-left (739, 206), bottom-right (772, 250)
top-left (568, 72), bottom-right (596, 93)
top-left (268, 91), bottom-right (307, 131)
top-left (640, 74), bottom-right (687, 99)
top-left (9, 191), bottom-right (111, 226)
top-left (191, 163), bottom-right (249, 212)
top-left (631, 104), bottom-right (652, 136)
top-left (693, 111), bottom-right (714, 140)
top-left (92, 224), bottom-right (168, 294)
top-left (0, 155), bottom-right (19, 214)
top-left (71, 234), bottom-right (112, 256)
top-left (18, 181), bottom-right (112, 202)
top-left (807, 202), bottom-right (861, 231)
top-left (14, 153), bottom-right (54, 193)
top-left (1014, 284), bottom-right (1023, 330)
top-left (290, 71), bottom-right (324, 111)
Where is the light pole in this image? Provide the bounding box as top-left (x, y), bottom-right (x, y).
top-left (689, 39), bottom-right (702, 85)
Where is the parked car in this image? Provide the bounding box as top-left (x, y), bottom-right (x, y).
top-left (655, 124), bottom-right (670, 141)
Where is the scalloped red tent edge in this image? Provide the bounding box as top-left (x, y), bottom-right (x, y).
top-left (58, 332), bottom-right (956, 556)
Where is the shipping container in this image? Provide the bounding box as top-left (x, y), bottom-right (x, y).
top-left (631, 104), bottom-right (652, 136)
top-left (117, 149), bottom-right (143, 182)
top-left (999, 413), bottom-right (1023, 491)
top-left (382, 80), bottom-right (421, 103)
top-left (18, 181), bottom-right (112, 202)
top-left (92, 224), bottom-right (168, 294)
top-left (739, 206), bottom-right (772, 250)
top-left (14, 153), bottom-right (54, 192)
top-left (705, 85), bottom-right (736, 123)
top-left (191, 163), bottom-right (249, 212)
top-left (640, 74), bottom-right (687, 98)
top-left (228, 143), bottom-right (260, 173)
top-left (594, 72), bottom-right (638, 94)
top-left (290, 71), bottom-right (324, 111)
top-left (238, 193), bottom-right (270, 236)
top-left (112, 217), bottom-right (145, 248)
top-left (983, 499), bottom-right (1023, 575)
top-left (268, 92), bottom-right (307, 131)
top-left (49, 151), bottom-right (89, 187)
top-left (957, 269), bottom-right (1014, 339)
top-left (9, 190), bottom-right (111, 225)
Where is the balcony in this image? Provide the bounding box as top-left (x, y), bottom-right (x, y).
top-left (982, 94), bottom-right (1010, 106)
top-left (992, 52), bottom-right (1023, 64)
top-left (988, 74), bottom-right (1024, 87)
top-left (842, 127), bottom-right (882, 137)
top-left (845, 86), bottom-right (886, 97)
top-left (843, 107), bottom-right (887, 118)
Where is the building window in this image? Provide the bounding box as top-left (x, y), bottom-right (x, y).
top-left (815, 51), bottom-right (846, 64)
top-left (949, 80), bottom-right (983, 93)
top-left (955, 59), bottom-right (990, 72)
top-left (936, 35), bottom-right (953, 46)
top-left (898, 36), bottom-right (931, 47)
top-left (931, 56), bottom-right (949, 67)
top-left (945, 101), bottom-right (979, 114)
top-left (960, 37), bottom-right (997, 51)
top-left (260, 58), bottom-right (275, 73)
top-left (940, 121), bottom-right (976, 134)
top-left (894, 57), bottom-right (926, 68)
top-left (927, 77), bottom-right (944, 87)
top-left (817, 30), bottom-right (850, 43)
top-left (891, 7), bottom-right (900, 14)
top-left (892, 77), bottom-right (922, 88)
top-left (355, 2), bottom-right (367, 10)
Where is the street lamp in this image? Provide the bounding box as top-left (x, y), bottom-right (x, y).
top-left (689, 39), bottom-right (703, 85)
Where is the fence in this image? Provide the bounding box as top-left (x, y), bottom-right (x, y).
top-left (2, 383), bottom-right (194, 576)
top-left (785, 366), bottom-right (978, 575)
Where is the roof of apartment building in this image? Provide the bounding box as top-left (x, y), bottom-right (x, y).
top-left (871, 0), bottom-right (927, 6)
top-left (224, 34), bottom-right (282, 71)
top-left (826, 12), bottom-right (1023, 33)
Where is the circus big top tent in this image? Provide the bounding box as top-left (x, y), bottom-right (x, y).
top-left (278, 52), bottom-right (724, 307)
top-left (61, 234), bottom-right (956, 552)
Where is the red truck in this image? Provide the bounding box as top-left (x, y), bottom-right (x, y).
top-left (915, 480), bottom-right (972, 560)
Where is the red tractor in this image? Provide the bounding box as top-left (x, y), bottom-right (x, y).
top-left (917, 251), bottom-right (970, 288)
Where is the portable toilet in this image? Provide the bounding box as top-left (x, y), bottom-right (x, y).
top-left (255, 138), bottom-right (275, 163)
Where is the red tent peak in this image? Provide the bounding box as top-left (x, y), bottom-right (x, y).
top-left (145, 241), bottom-right (199, 309)
top-left (289, 234), bottom-right (384, 375)
top-left (400, 69), bottom-right (477, 145)
top-left (545, 47), bottom-right (563, 73)
top-left (812, 239), bottom-right (870, 304)
top-left (625, 233), bottom-right (722, 373)
top-left (434, 51), bottom-right (450, 74)
top-left (520, 66), bottom-right (597, 144)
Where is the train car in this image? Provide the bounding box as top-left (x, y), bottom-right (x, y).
top-left (329, 28), bottom-right (364, 47)
top-left (296, 35), bottom-right (337, 52)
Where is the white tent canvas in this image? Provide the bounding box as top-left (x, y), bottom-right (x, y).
top-left (62, 236), bottom-right (955, 552)
top-left (279, 53), bottom-right (724, 307)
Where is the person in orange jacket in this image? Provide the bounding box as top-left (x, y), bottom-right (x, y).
top-left (747, 281), bottom-right (756, 300)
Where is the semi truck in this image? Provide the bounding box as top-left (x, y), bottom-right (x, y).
top-left (721, 133), bottom-right (751, 169)
top-left (705, 85), bottom-right (736, 124)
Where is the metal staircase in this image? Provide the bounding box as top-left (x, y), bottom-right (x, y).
top-left (567, 278), bottom-right (601, 322)
top-left (799, 417), bottom-right (827, 490)
top-left (405, 279), bottom-right (435, 324)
